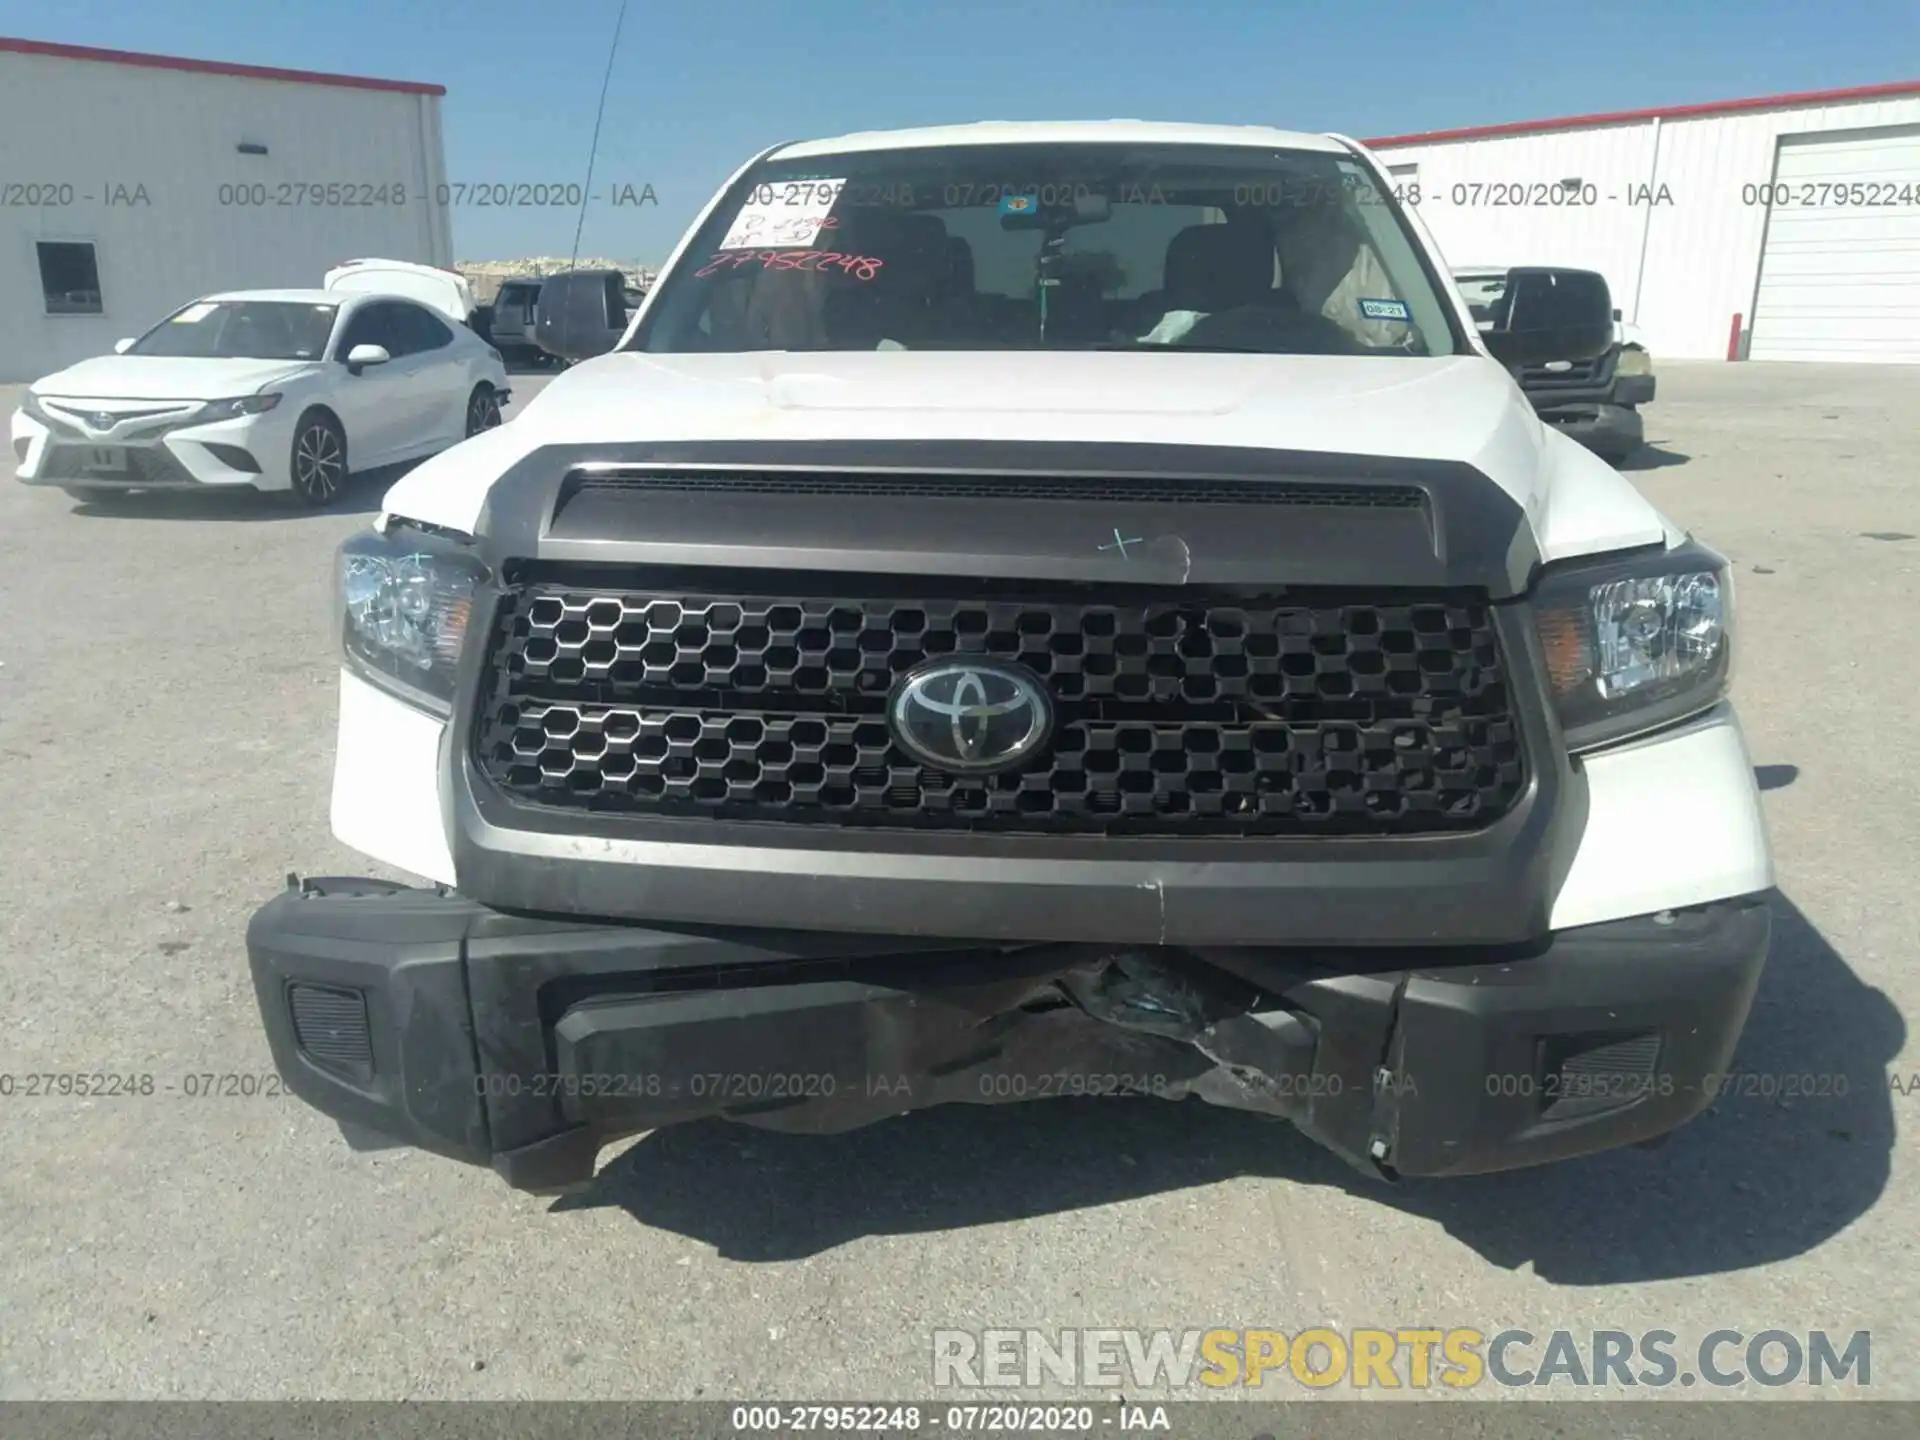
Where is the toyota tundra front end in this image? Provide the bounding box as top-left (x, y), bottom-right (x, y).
top-left (247, 122), bottom-right (1771, 1195)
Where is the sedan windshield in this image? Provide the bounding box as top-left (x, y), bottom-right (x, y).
top-left (634, 141), bottom-right (1459, 357)
top-left (130, 300), bottom-right (339, 360)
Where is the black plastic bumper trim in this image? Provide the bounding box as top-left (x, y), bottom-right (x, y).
top-left (1614, 374), bottom-right (1655, 407)
top-left (247, 882), bottom-right (1771, 1191)
top-left (202, 442), bottom-right (261, 474)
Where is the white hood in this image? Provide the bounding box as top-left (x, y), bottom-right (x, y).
top-left (380, 349), bottom-right (1668, 560)
top-left (325, 260), bottom-right (473, 325)
top-left (30, 354), bottom-right (313, 402)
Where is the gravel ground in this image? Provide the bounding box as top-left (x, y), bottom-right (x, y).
top-left (0, 360), bottom-right (1914, 1402)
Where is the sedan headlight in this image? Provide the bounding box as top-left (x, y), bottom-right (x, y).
top-left (1531, 538), bottom-right (1732, 752)
top-left (19, 390), bottom-right (68, 430)
top-left (1616, 346), bottom-right (1653, 377)
top-left (197, 393), bottom-right (282, 423)
top-left (337, 523), bottom-right (488, 715)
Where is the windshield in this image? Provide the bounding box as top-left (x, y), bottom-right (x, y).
top-left (634, 142), bottom-right (1460, 357)
top-left (130, 300), bottom-right (339, 360)
top-left (1452, 273), bottom-right (1508, 328)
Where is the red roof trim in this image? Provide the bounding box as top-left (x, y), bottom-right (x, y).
top-left (0, 35), bottom-right (445, 96)
top-left (1363, 78), bottom-right (1920, 148)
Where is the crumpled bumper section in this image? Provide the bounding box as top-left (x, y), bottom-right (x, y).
top-left (248, 876), bottom-right (1770, 1192)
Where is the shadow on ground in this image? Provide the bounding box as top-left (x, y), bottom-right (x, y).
top-left (62, 462), bottom-right (419, 521)
top-left (1755, 764), bottom-right (1799, 792)
top-left (1618, 443), bottom-right (1691, 471)
top-left (568, 890), bottom-right (1901, 1281)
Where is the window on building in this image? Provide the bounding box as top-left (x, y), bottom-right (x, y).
top-left (38, 242), bottom-right (103, 316)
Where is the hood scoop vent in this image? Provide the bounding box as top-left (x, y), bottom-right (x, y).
top-left (486, 438), bottom-right (1532, 596)
top-left (560, 466), bottom-right (1430, 511)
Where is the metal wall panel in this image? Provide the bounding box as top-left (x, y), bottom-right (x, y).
top-left (1747, 123), bottom-right (1920, 361)
top-left (1371, 95), bottom-right (1920, 360)
top-left (0, 50), bottom-right (452, 382)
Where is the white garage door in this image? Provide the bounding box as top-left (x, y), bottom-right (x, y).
top-left (1749, 124), bottom-right (1920, 362)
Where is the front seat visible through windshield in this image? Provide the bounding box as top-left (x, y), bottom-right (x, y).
top-left (825, 211), bottom-right (954, 347)
top-left (1166, 220), bottom-right (1361, 354)
top-left (1273, 199), bottom-right (1411, 349)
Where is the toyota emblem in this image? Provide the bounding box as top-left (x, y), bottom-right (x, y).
top-left (889, 659), bottom-right (1052, 774)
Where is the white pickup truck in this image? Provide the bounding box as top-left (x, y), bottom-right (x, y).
top-left (245, 121), bottom-right (1769, 1196)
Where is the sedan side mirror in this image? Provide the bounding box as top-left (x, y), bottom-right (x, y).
top-left (113, 337), bottom-right (136, 354)
top-left (345, 343), bottom-right (391, 373)
top-left (1480, 267), bottom-right (1616, 367)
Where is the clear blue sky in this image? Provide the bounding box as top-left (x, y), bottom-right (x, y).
top-left (4, 0), bottom-right (1915, 264)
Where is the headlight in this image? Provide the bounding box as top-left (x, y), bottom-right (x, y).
top-left (20, 391), bottom-right (69, 430)
top-left (197, 393), bottom-right (282, 423)
top-left (1531, 538), bottom-right (1732, 752)
top-left (1616, 346), bottom-right (1653, 376)
top-left (337, 523), bottom-right (488, 715)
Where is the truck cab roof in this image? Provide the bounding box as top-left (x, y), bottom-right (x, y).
top-left (771, 119), bottom-right (1356, 160)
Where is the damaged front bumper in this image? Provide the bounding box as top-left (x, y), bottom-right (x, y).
top-left (247, 879), bottom-right (1769, 1192)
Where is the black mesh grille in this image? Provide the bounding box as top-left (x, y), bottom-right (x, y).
top-left (473, 577), bottom-right (1527, 837)
top-left (41, 444), bottom-right (198, 485)
top-left (288, 983), bottom-right (373, 1077)
top-left (562, 469), bottom-right (1429, 509)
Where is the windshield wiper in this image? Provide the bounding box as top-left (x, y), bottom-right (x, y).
top-left (1088, 341), bottom-right (1276, 354)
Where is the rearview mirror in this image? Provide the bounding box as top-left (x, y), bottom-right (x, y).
top-left (1474, 268), bottom-right (1612, 366)
top-left (999, 190), bottom-right (1113, 232)
top-left (113, 337), bottom-right (136, 354)
top-left (1480, 267), bottom-right (1615, 367)
top-left (345, 343), bottom-right (390, 371)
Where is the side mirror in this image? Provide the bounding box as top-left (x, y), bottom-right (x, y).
top-left (345, 343), bottom-right (390, 372)
top-left (533, 275), bottom-right (622, 362)
top-left (113, 337), bottom-right (136, 354)
top-left (1481, 267), bottom-right (1616, 367)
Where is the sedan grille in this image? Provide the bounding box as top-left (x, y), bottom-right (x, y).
top-left (473, 574), bottom-right (1527, 837)
top-left (41, 444), bottom-right (199, 485)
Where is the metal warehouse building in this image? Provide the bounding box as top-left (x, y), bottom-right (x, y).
top-left (0, 37), bottom-right (454, 383)
top-left (1365, 81), bottom-right (1920, 362)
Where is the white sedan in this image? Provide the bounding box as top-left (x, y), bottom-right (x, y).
top-left (10, 282), bottom-right (509, 508)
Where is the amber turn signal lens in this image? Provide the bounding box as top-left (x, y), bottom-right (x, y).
top-left (1535, 603), bottom-right (1593, 698)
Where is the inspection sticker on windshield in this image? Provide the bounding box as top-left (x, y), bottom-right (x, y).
top-left (718, 178), bottom-right (846, 250)
top-left (1359, 297), bottom-right (1411, 322)
top-left (172, 302), bottom-right (217, 323)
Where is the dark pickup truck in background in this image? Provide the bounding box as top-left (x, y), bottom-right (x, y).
top-left (1453, 266), bottom-right (1656, 463)
top-left (490, 278), bottom-right (549, 365)
top-left (534, 269), bottom-right (649, 366)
